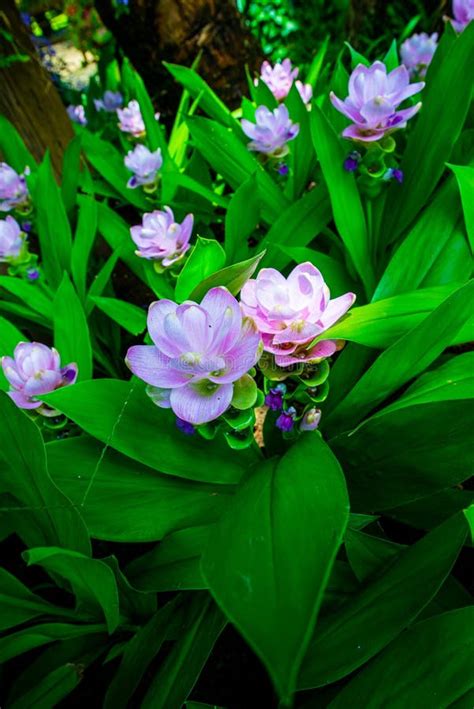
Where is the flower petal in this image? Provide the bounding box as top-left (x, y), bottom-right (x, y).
top-left (126, 345), bottom-right (188, 388)
top-left (170, 381), bottom-right (234, 425)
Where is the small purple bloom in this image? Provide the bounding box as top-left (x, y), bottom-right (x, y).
top-left (124, 144), bottom-right (163, 189)
top-left (176, 417), bottom-right (195, 435)
top-left (22, 221), bottom-right (32, 232)
top-left (330, 61), bottom-right (424, 142)
top-left (117, 100), bottom-right (145, 137)
top-left (300, 407), bottom-right (322, 431)
top-left (1, 342), bottom-right (78, 416)
top-left (241, 105), bottom-right (300, 157)
top-left (94, 90), bottom-right (123, 112)
top-left (67, 105), bottom-right (87, 126)
top-left (0, 216), bottom-right (24, 261)
top-left (26, 268), bottom-right (40, 281)
top-left (130, 207), bottom-right (193, 267)
top-left (384, 167), bottom-right (404, 183)
top-left (265, 383), bottom-right (286, 411)
top-left (0, 163), bottom-right (30, 212)
top-left (241, 262), bottom-right (355, 368)
top-left (126, 287), bottom-right (262, 425)
top-left (400, 33), bottom-right (438, 78)
top-left (277, 163), bottom-right (289, 176)
top-left (344, 151), bottom-right (361, 172)
top-left (276, 407), bottom-right (296, 432)
top-left (448, 0), bottom-right (474, 31)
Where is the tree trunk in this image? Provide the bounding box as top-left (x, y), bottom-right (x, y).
top-left (95, 0), bottom-right (262, 120)
top-left (0, 0), bottom-right (73, 176)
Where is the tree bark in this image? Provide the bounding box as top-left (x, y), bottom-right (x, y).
top-left (95, 0), bottom-right (262, 119)
top-left (0, 0), bottom-right (73, 176)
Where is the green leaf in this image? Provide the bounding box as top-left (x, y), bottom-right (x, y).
top-left (61, 135), bottom-right (82, 214)
top-left (101, 556), bottom-right (156, 622)
top-left (382, 23), bottom-right (474, 241)
top-left (96, 202), bottom-right (146, 281)
top-left (8, 664), bottom-right (80, 709)
top-left (383, 39), bottom-right (399, 71)
top-left (0, 623), bottom-right (105, 664)
top-left (35, 153), bottom-right (73, 289)
top-left (175, 237), bottom-right (226, 302)
top-left (327, 280), bottom-right (474, 430)
top-left (0, 393), bottom-right (90, 554)
top-left (133, 68), bottom-right (169, 156)
top-left (344, 42), bottom-right (370, 68)
top-left (449, 163), bottom-right (474, 252)
top-left (188, 250), bottom-right (265, 301)
top-left (298, 512), bottom-right (468, 689)
top-left (142, 593), bottom-right (226, 709)
top-left (47, 436), bottom-right (233, 542)
top-left (71, 195), bottom-right (98, 300)
top-left (0, 276), bottom-right (54, 322)
top-left (43, 379), bottom-right (256, 484)
top-left (90, 296), bottom-right (147, 335)
top-left (54, 273), bottom-right (92, 380)
top-left (202, 434), bottom-right (349, 701)
top-left (329, 608), bottom-right (474, 708)
top-left (386, 489), bottom-right (474, 532)
top-left (0, 115), bottom-right (35, 172)
top-left (24, 547), bottom-right (120, 633)
top-left (311, 106), bottom-right (374, 294)
top-left (0, 315), bottom-right (24, 390)
top-left (225, 173), bottom-right (260, 261)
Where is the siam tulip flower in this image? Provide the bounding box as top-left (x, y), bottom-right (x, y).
top-left (0, 163), bottom-right (30, 212)
top-left (94, 90), bottom-right (123, 112)
top-left (124, 144), bottom-right (163, 189)
top-left (448, 0), bottom-right (474, 31)
top-left (300, 407), bottom-right (321, 431)
top-left (117, 99), bottom-right (145, 137)
top-left (1, 342), bottom-right (78, 416)
top-left (0, 216), bottom-right (24, 261)
top-left (126, 287), bottom-right (262, 425)
top-left (241, 262), bottom-right (355, 367)
top-left (258, 59), bottom-right (312, 104)
top-left (130, 207), bottom-right (193, 267)
top-left (400, 33), bottom-right (438, 78)
top-left (276, 407), bottom-right (296, 432)
top-left (67, 104), bottom-right (87, 126)
top-left (241, 105), bottom-right (299, 157)
top-left (330, 61), bottom-right (424, 142)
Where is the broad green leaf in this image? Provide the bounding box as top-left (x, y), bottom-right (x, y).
top-left (449, 163), bottom-right (474, 251)
top-left (43, 379), bottom-right (256, 484)
top-left (0, 394), bottom-right (90, 554)
top-left (285, 84), bottom-right (315, 199)
top-left (225, 173), bottom-right (260, 261)
top-left (35, 153), bottom-right (73, 289)
top-left (189, 250), bottom-right (265, 301)
top-left (8, 664), bottom-right (80, 709)
top-left (90, 296), bottom-right (147, 335)
top-left (142, 593), bottom-right (226, 709)
top-left (101, 556), bottom-right (156, 622)
top-left (383, 39), bottom-right (399, 70)
top-left (382, 23), bottom-right (474, 241)
top-left (47, 437), bottom-right (232, 542)
top-left (420, 223), bottom-right (472, 288)
top-left (61, 135), bottom-right (82, 214)
top-left (0, 276), bottom-right (54, 321)
top-left (25, 547), bottom-right (120, 633)
top-left (54, 273), bottom-right (92, 380)
top-left (175, 237), bottom-right (226, 302)
top-left (311, 106), bottom-right (374, 294)
top-left (298, 512), bottom-right (468, 689)
top-left (0, 115), bottom-right (35, 171)
top-left (96, 202), bottom-right (146, 281)
top-left (0, 623), bottom-right (105, 664)
top-left (0, 315), bottom-right (24, 390)
top-left (202, 434), bottom-right (349, 701)
top-left (71, 195), bottom-right (98, 300)
top-left (386, 488), bottom-right (474, 531)
top-left (162, 172), bottom-right (230, 209)
top-left (327, 280), bottom-right (474, 429)
top-left (344, 42), bottom-right (370, 68)
top-left (329, 608), bottom-right (474, 708)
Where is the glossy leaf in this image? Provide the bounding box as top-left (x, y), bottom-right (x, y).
top-left (54, 273), bottom-right (92, 380)
top-left (90, 296), bottom-right (147, 335)
top-left (449, 163), bottom-right (474, 251)
top-left (189, 250), bottom-right (265, 301)
top-left (71, 195), bottom-right (98, 300)
top-left (175, 237), bottom-right (226, 302)
top-left (8, 664), bottom-right (80, 709)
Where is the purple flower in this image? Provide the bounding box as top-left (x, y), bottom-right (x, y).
top-left (330, 61), bottom-right (424, 142)
top-left (26, 268), bottom-right (40, 281)
top-left (265, 383), bottom-right (286, 411)
top-left (276, 407), bottom-right (296, 432)
top-left (384, 167), bottom-right (404, 183)
top-left (258, 59), bottom-right (312, 104)
top-left (241, 105), bottom-right (299, 157)
top-left (400, 33), bottom-right (438, 78)
top-left (0, 163), bottom-right (30, 212)
top-left (344, 151), bottom-right (361, 172)
top-left (449, 0), bottom-right (474, 31)
top-left (0, 216), bottom-right (24, 261)
top-left (117, 100), bottom-right (145, 137)
top-left (300, 407), bottom-right (321, 431)
top-left (241, 262), bottom-right (355, 368)
top-left (124, 144), bottom-right (163, 189)
top-left (130, 207), bottom-right (193, 267)
top-left (94, 90), bottom-right (123, 112)
top-left (176, 417), bottom-right (195, 435)
top-left (67, 105), bottom-right (87, 126)
top-left (295, 80), bottom-right (313, 104)
top-left (126, 287), bottom-right (262, 425)
top-left (277, 163), bottom-right (289, 176)
top-left (1, 342), bottom-right (78, 416)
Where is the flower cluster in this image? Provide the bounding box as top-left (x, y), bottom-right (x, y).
top-left (400, 33), bottom-right (438, 78)
top-left (94, 91), bottom-right (123, 112)
top-left (130, 207), bottom-right (193, 267)
top-left (0, 163), bottom-right (30, 212)
top-left (67, 104), bottom-right (87, 126)
top-left (117, 100), bottom-right (145, 137)
top-left (241, 105), bottom-right (299, 157)
top-left (330, 61), bottom-right (424, 142)
top-left (258, 59), bottom-right (312, 104)
top-left (124, 144), bottom-right (163, 189)
top-left (1, 343), bottom-right (77, 417)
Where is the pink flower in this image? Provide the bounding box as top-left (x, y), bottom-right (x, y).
top-left (126, 287), bottom-right (262, 425)
top-left (449, 0), bottom-right (474, 31)
top-left (2, 342), bottom-right (78, 416)
top-left (0, 216), bottom-right (24, 262)
top-left (240, 262), bottom-right (355, 367)
top-left (400, 33), bottom-right (438, 78)
top-left (241, 105), bottom-right (299, 157)
top-left (258, 59), bottom-right (312, 104)
top-left (295, 80), bottom-right (313, 104)
top-left (130, 207), bottom-right (193, 267)
top-left (330, 61), bottom-right (424, 142)
top-left (117, 100), bottom-right (145, 137)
